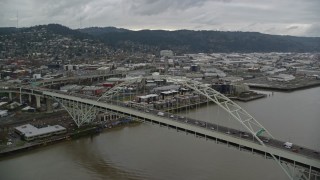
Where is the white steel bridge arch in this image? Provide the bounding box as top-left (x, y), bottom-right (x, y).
top-left (96, 75), bottom-right (297, 179)
top-left (99, 75), bottom-right (274, 142)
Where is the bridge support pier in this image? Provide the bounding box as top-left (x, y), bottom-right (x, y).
top-left (8, 92), bottom-right (12, 100)
top-left (46, 98), bottom-right (53, 112)
top-left (19, 90), bottom-right (22, 104)
top-left (28, 94), bottom-right (32, 103)
top-left (35, 95), bottom-right (41, 108)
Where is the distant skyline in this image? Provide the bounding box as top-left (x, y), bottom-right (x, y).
top-left (0, 0), bottom-right (319, 37)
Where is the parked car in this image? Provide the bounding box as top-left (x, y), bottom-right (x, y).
top-left (157, 112), bottom-right (164, 116)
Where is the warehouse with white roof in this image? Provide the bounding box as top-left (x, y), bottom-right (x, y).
top-left (15, 124), bottom-right (66, 141)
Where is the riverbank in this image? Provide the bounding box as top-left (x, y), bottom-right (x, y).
top-left (229, 93), bottom-right (267, 102)
top-left (0, 120), bottom-right (139, 157)
top-left (243, 76), bottom-right (320, 91)
top-left (162, 93), bottom-right (264, 112)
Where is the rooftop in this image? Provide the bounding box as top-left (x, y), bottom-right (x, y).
top-left (137, 94), bottom-right (159, 99)
top-left (15, 124), bottom-right (66, 138)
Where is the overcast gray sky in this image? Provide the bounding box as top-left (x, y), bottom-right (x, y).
top-left (0, 0), bottom-right (319, 36)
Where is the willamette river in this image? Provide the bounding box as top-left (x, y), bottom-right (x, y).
top-left (0, 87), bottom-right (319, 180)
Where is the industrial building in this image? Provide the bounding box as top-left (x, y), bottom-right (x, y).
top-left (136, 94), bottom-right (159, 103)
top-left (81, 86), bottom-right (104, 96)
top-left (152, 85), bottom-right (180, 93)
top-left (64, 64), bottom-right (79, 71)
top-left (0, 110), bottom-right (8, 117)
top-left (160, 50), bottom-right (174, 58)
top-left (60, 84), bottom-right (83, 92)
top-left (267, 74), bottom-right (295, 82)
top-left (160, 90), bottom-right (179, 99)
top-left (15, 124), bottom-right (67, 141)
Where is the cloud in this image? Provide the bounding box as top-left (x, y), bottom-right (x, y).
top-left (305, 23), bottom-right (320, 37)
top-left (126, 0), bottom-right (210, 15)
top-left (0, 0), bottom-right (319, 37)
top-left (287, 26), bottom-right (299, 31)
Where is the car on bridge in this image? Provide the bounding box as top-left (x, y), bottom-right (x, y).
top-left (242, 134), bottom-right (249, 138)
top-left (284, 142), bottom-right (293, 149)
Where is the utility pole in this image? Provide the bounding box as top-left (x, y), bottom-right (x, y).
top-left (16, 11), bottom-right (19, 28)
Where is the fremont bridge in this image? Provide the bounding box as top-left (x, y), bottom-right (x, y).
top-left (1, 75), bottom-right (319, 180)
